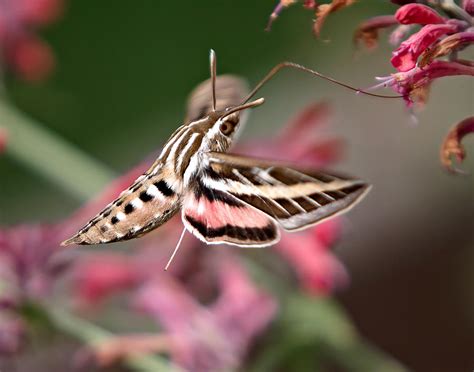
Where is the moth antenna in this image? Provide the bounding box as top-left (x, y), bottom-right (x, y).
top-left (242, 62), bottom-right (403, 104)
top-left (164, 226), bottom-right (187, 271)
top-left (210, 49), bottom-right (217, 111)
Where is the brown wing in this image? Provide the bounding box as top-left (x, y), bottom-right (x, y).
top-left (62, 169), bottom-right (181, 245)
top-left (202, 152), bottom-right (371, 231)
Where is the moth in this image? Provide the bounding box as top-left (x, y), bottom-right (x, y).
top-left (62, 50), bottom-right (372, 269)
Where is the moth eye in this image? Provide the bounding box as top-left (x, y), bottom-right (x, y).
top-left (219, 122), bottom-right (233, 135)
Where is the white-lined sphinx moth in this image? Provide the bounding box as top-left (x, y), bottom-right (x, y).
top-left (62, 50), bottom-right (374, 268)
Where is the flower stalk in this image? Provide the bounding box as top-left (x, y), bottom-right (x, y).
top-left (0, 99), bottom-right (115, 201)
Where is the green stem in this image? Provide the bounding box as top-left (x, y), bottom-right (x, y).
top-left (45, 305), bottom-right (183, 372)
top-left (0, 100), bottom-right (115, 201)
top-left (436, 0), bottom-right (474, 25)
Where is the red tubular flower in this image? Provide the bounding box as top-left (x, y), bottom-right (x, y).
top-left (374, 60), bottom-right (474, 106)
top-left (395, 4), bottom-right (445, 25)
top-left (391, 23), bottom-right (459, 71)
top-left (0, 0), bottom-right (64, 81)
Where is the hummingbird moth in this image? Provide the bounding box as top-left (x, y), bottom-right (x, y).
top-left (62, 50), bottom-right (373, 269)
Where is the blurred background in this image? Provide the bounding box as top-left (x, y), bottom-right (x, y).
top-left (0, 1), bottom-right (473, 371)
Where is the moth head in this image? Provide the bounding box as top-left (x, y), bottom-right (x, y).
top-left (203, 98), bottom-right (265, 151)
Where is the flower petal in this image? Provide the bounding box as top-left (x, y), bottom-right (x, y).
top-left (419, 31), bottom-right (474, 68)
top-left (389, 60), bottom-right (474, 106)
top-left (353, 15), bottom-right (398, 50)
top-left (395, 4), bottom-right (445, 25)
top-left (440, 117), bottom-right (474, 174)
top-left (391, 23), bottom-right (459, 71)
top-left (314, 0), bottom-right (355, 37)
top-left (266, 0), bottom-right (297, 31)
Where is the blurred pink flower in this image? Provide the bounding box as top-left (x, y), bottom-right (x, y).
top-left (0, 152), bottom-right (149, 352)
top-left (0, 0), bottom-right (64, 81)
top-left (0, 223), bottom-right (70, 353)
top-left (462, 0), bottom-right (474, 15)
top-left (132, 255), bottom-right (277, 372)
top-left (394, 4), bottom-right (445, 25)
top-left (0, 313), bottom-right (24, 354)
top-left (0, 128), bottom-right (7, 154)
top-left (72, 254), bottom-right (141, 306)
top-left (278, 219), bottom-right (348, 294)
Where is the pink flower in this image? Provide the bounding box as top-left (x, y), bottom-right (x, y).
top-left (0, 313), bottom-right (24, 354)
top-left (133, 255), bottom-right (276, 372)
top-left (72, 254), bottom-right (140, 306)
top-left (211, 257), bottom-right (277, 352)
top-left (0, 0), bottom-right (64, 81)
top-left (391, 23), bottom-right (460, 71)
top-left (374, 60), bottom-right (474, 107)
top-left (395, 4), bottom-right (445, 25)
top-left (277, 220), bottom-right (348, 294)
top-left (0, 128), bottom-right (7, 154)
top-left (0, 222), bottom-right (72, 353)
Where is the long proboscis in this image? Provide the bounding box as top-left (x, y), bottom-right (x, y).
top-left (242, 62), bottom-right (402, 104)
